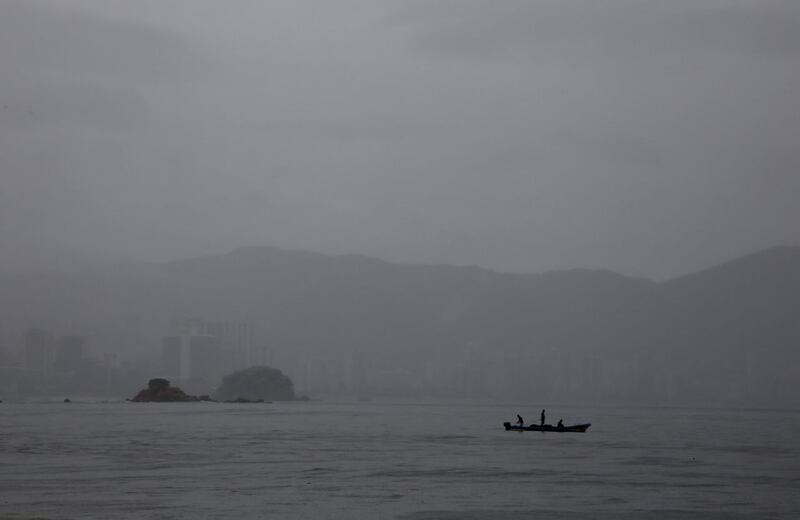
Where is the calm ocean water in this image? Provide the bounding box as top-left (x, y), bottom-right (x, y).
top-left (1, 401), bottom-right (798, 519)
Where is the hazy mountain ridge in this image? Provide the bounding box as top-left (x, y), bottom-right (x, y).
top-left (1, 245), bottom-right (798, 406)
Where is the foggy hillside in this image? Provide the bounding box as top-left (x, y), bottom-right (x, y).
top-left (1, 245), bottom-right (798, 406)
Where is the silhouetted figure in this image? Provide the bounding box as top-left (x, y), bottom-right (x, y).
top-left (557, 419), bottom-right (564, 428)
top-left (540, 409), bottom-right (546, 426)
top-left (517, 414), bottom-right (524, 426)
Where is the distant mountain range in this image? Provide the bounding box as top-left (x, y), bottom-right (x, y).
top-left (1, 245), bottom-right (798, 406)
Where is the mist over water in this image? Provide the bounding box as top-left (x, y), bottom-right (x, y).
top-left (3, 1), bottom-right (800, 517)
top-left (3, 401), bottom-right (799, 519)
top-left (2, 246), bottom-right (799, 409)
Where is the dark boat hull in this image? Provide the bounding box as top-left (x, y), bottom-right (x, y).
top-left (503, 422), bottom-right (591, 432)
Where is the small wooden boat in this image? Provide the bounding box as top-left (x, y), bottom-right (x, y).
top-left (503, 421), bottom-right (591, 433)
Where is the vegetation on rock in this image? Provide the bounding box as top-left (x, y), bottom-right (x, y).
top-left (213, 366), bottom-right (295, 402)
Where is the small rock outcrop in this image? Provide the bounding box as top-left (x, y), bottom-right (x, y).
top-left (131, 378), bottom-right (199, 402)
top-left (223, 397), bottom-right (266, 403)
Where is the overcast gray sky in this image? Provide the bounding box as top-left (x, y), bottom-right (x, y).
top-left (1, 0), bottom-right (798, 279)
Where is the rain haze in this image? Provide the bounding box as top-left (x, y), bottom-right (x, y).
top-left (2, 2), bottom-right (800, 519)
top-left (2, 0), bottom-right (799, 278)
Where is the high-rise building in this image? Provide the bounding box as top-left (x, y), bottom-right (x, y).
top-left (24, 328), bottom-right (54, 377)
top-left (249, 345), bottom-right (272, 366)
top-left (170, 318), bottom-right (254, 371)
top-left (54, 336), bottom-right (88, 372)
top-left (162, 336), bottom-right (183, 380)
top-left (188, 335), bottom-right (221, 382)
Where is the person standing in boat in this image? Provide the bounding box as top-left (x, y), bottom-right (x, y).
top-left (517, 414), bottom-right (524, 427)
top-left (557, 419), bottom-right (564, 429)
top-left (540, 409), bottom-right (546, 426)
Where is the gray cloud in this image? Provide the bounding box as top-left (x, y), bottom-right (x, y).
top-left (1, 0), bottom-right (798, 278)
top-left (0, 1), bottom-right (199, 82)
top-left (397, 1), bottom-right (800, 61)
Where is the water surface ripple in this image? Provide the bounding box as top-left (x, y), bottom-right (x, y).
top-left (1, 402), bottom-right (798, 519)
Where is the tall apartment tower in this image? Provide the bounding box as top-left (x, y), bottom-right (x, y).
top-left (24, 328), bottom-right (55, 377)
top-left (54, 336), bottom-right (88, 372)
top-left (162, 336), bottom-right (184, 380)
top-left (170, 318), bottom-right (254, 371)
